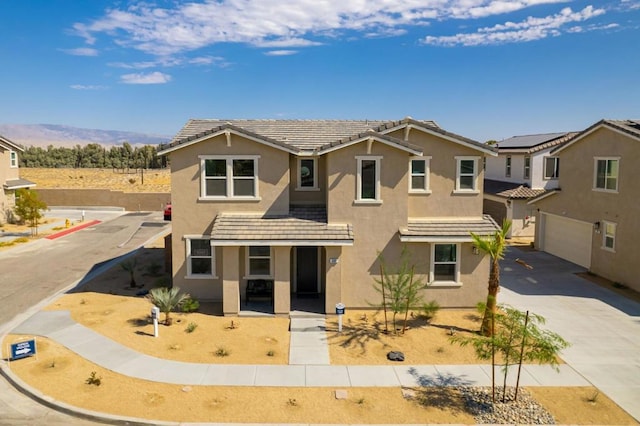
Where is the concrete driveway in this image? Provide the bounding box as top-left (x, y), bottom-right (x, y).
top-left (500, 246), bottom-right (640, 422)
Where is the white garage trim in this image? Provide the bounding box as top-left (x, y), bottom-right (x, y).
top-left (540, 213), bottom-right (592, 268)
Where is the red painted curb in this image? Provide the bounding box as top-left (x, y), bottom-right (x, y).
top-left (45, 220), bottom-right (101, 240)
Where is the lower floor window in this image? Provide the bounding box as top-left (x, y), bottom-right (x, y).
top-left (432, 243), bottom-right (459, 283)
top-left (248, 246), bottom-right (271, 276)
top-left (603, 222), bottom-right (616, 251)
top-left (187, 238), bottom-right (214, 277)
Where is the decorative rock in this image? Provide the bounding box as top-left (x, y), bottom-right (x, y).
top-left (401, 388), bottom-right (416, 400)
top-left (182, 386), bottom-right (192, 393)
top-left (335, 389), bottom-right (348, 400)
top-left (457, 386), bottom-right (556, 424)
top-left (387, 351), bottom-right (405, 361)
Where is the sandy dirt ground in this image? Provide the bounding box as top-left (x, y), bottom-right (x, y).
top-left (2, 239), bottom-right (636, 424)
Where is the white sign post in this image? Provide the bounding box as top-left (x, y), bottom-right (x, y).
top-left (151, 306), bottom-right (160, 337)
top-left (335, 303), bottom-right (345, 332)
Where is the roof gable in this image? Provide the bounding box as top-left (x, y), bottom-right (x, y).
top-left (553, 119), bottom-right (640, 154)
top-left (0, 135), bottom-right (24, 152)
top-left (495, 132), bottom-right (576, 154)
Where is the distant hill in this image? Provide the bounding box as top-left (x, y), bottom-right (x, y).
top-left (0, 123), bottom-right (171, 148)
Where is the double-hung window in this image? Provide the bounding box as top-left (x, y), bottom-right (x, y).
top-left (603, 222), bottom-right (616, 251)
top-left (409, 157), bottom-right (431, 192)
top-left (247, 246), bottom-right (272, 277)
top-left (594, 157), bottom-right (619, 192)
top-left (505, 155), bottom-right (512, 177)
top-left (356, 156), bottom-right (381, 202)
top-left (543, 157), bottom-right (559, 179)
top-left (455, 157), bottom-right (479, 192)
top-left (186, 238), bottom-right (215, 278)
top-left (297, 158), bottom-right (318, 190)
top-left (430, 243), bottom-right (460, 285)
top-left (523, 156), bottom-right (531, 179)
top-left (201, 156), bottom-right (259, 199)
top-left (9, 151), bottom-right (17, 168)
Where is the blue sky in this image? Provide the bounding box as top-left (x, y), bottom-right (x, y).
top-left (1, 0), bottom-right (638, 142)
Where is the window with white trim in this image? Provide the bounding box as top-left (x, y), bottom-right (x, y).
top-left (297, 158), bottom-right (318, 190)
top-left (409, 157), bottom-right (431, 192)
top-left (431, 243), bottom-right (460, 284)
top-left (186, 238), bottom-right (215, 277)
top-left (594, 158), bottom-right (619, 192)
top-left (247, 246), bottom-right (272, 277)
top-left (505, 155), bottom-right (512, 177)
top-left (10, 151), bottom-right (17, 168)
top-left (356, 156), bottom-right (381, 202)
top-left (603, 221), bottom-right (616, 251)
top-left (523, 156), bottom-right (531, 179)
top-left (455, 157), bottom-right (479, 192)
top-left (201, 156), bottom-right (259, 198)
top-left (543, 157), bottom-right (559, 179)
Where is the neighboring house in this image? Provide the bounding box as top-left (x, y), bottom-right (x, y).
top-left (158, 118), bottom-right (499, 316)
top-left (483, 132), bottom-right (576, 237)
top-left (528, 119), bottom-right (640, 291)
top-left (0, 135), bottom-right (35, 222)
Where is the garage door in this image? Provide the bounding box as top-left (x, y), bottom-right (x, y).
top-left (542, 213), bottom-right (592, 268)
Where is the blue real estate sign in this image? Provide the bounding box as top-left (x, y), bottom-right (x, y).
top-left (10, 339), bottom-right (36, 360)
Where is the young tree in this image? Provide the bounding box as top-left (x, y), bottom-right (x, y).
top-left (471, 219), bottom-right (511, 336)
top-left (451, 304), bottom-right (569, 402)
top-left (13, 188), bottom-right (48, 236)
top-left (373, 246), bottom-right (427, 334)
top-left (120, 258), bottom-right (138, 288)
top-left (146, 286), bottom-right (190, 326)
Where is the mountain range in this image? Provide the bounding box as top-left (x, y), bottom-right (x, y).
top-left (0, 123), bottom-right (171, 148)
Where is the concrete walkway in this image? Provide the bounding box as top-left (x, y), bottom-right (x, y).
top-left (7, 310), bottom-right (589, 389)
top-left (289, 316), bottom-right (330, 365)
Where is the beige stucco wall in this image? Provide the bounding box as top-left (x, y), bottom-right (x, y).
top-left (532, 127), bottom-right (640, 290)
top-left (0, 147), bottom-right (21, 221)
top-left (169, 133), bottom-right (291, 301)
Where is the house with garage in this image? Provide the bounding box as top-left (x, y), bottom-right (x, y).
top-left (158, 118), bottom-right (499, 316)
top-left (483, 132), bottom-right (576, 237)
top-left (0, 134), bottom-right (35, 222)
top-left (528, 119), bottom-right (640, 291)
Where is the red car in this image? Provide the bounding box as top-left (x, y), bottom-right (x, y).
top-left (164, 202), bottom-right (171, 221)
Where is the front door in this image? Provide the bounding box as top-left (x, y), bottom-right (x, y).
top-left (296, 246), bottom-right (318, 295)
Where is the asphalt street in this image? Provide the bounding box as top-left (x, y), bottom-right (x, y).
top-left (0, 210), bottom-right (170, 425)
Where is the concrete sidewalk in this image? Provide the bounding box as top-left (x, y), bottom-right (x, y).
top-left (6, 310), bottom-right (589, 389)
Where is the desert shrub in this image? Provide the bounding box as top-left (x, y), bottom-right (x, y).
top-left (266, 350), bottom-right (275, 357)
top-left (128, 178), bottom-right (136, 184)
top-left (181, 297), bottom-right (200, 313)
top-left (421, 300), bottom-right (440, 321)
top-left (185, 322), bottom-right (198, 333)
top-left (215, 347), bottom-right (230, 357)
top-left (85, 371), bottom-right (102, 386)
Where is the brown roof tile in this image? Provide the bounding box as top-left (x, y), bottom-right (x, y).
top-left (399, 215), bottom-right (500, 242)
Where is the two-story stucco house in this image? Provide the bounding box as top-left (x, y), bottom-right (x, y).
top-left (158, 118), bottom-right (499, 316)
top-left (0, 135), bottom-right (35, 222)
top-left (528, 119), bottom-right (640, 291)
top-left (483, 132), bottom-right (576, 237)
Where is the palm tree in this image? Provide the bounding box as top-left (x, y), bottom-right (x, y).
top-left (471, 219), bottom-right (511, 336)
top-left (147, 287), bottom-right (190, 325)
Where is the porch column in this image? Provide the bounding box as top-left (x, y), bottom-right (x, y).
top-left (324, 246), bottom-right (343, 313)
top-left (222, 246), bottom-right (240, 316)
top-left (273, 246), bottom-right (291, 316)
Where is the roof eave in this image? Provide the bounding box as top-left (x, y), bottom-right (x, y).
top-left (210, 239), bottom-right (353, 246)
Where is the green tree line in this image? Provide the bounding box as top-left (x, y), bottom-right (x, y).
top-left (19, 142), bottom-right (167, 169)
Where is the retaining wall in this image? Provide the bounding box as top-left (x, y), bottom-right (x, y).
top-left (35, 189), bottom-right (170, 212)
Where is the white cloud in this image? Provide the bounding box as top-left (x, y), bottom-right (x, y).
top-left (264, 50), bottom-right (298, 56)
top-left (73, 0), bottom-right (575, 56)
top-left (423, 5), bottom-right (607, 46)
top-left (62, 47), bottom-right (99, 56)
top-left (70, 84), bottom-right (108, 90)
top-left (120, 71), bottom-right (172, 84)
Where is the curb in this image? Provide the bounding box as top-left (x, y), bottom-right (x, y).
top-left (45, 220), bottom-right (101, 240)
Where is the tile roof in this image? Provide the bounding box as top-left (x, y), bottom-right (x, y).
top-left (211, 205), bottom-right (353, 245)
top-left (0, 135), bottom-right (24, 152)
top-left (605, 119), bottom-right (640, 139)
top-left (399, 215), bottom-right (500, 242)
top-left (3, 178), bottom-right (36, 190)
top-left (552, 119), bottom-right (640, 154)
top-left (484, 179), bottom-right (547, 199)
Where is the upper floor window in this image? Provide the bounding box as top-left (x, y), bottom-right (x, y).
top-left (602, 221), bottom-right (616, 251)
top-left (523, 156), bottom-right (531, 179)
top-left (247, 246), bottom-right (272, 277)
top-left (297, 158), bottom-right (318, 190)
top-left (409, 157), bottom-right (431, 193)
top-left (543, 157), bottom-right (559, 180)
top-left (200, 155), bottom-right (259, 199)
top-left (455, 156), bottom-right (479, 192)
top-left (594, 158), bottom-right (619, 192)
top-left (356, 156), bottom-right (381, 203)
top-left (186, 238), bottom-right (215, 278)
top-left (505, 155), bottom-right (512, 177)
top-left (10, 151), bottom-right (17, 168)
